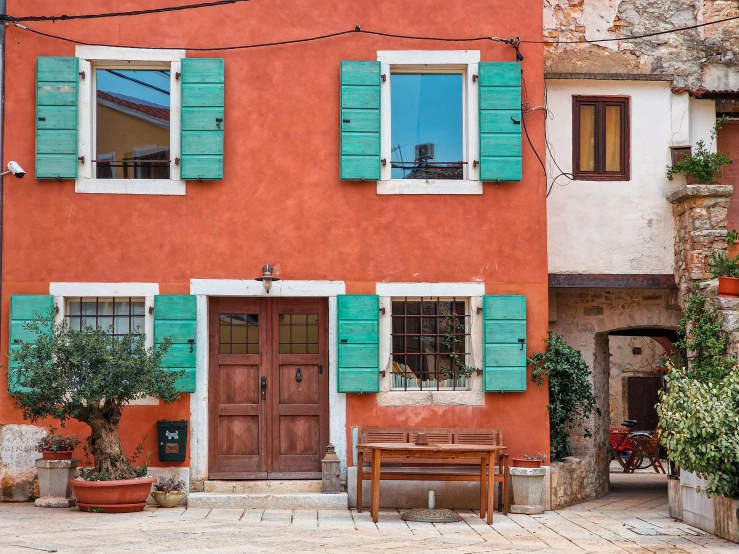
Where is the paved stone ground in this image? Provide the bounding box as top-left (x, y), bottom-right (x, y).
top-left (1, 472), bottom-right (737, 553)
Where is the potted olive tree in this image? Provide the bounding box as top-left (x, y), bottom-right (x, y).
top-left (8, 315), bottom-right (180, 513)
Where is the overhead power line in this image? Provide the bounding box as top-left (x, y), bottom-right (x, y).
top-left (0, 0), bottom-right (251, 23)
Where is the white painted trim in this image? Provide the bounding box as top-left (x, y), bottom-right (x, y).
top-left (74, 179), bottom-right (186, 195)
top-left (191, 295), bottom-right (209, 485)
top-left (328, 296), bottom-right (347, 478)
top-left (377, 179), bottom-right (483, 195)
top-left (74, 46), bottom-right (183, 195)
top-left (375, 282), bottom-right (485, 297)
top-left (378, 51), bottom-right (480, 190)
top-left (190, 280), bottom-right (346, 297)
top-left (50, 282), bottom-right (159, 406)
top-left (76, 46), bottom-right (185, 62)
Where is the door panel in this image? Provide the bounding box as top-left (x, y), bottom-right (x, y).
top-left (627, 376), bottom-right (664, 431)
top-left (209, 297), bottom-right (328, 479)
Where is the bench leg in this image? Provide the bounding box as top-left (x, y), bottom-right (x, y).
top-left (356, 462), bottom-right (363, 513)
top-left (480, 455), bottom-right (487, 520)
top-left (502, 455), bottom-right (509, 516)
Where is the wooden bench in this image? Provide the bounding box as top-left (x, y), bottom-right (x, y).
top-left (355, 426), bottom-right (509, 515)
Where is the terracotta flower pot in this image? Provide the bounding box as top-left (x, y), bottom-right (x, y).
top-left (42, 450), bottom-right (74, 460)
top-left (151, 490), bottom-right (186, 508)
top-left (718, 276), bottom-right (739, 297)
top-left (70, 476), bottom-right (156, 513)
top-left (512, 457), bottom-right (542, 468)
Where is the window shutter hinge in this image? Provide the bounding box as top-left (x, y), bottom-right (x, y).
top-left (149, 306), bottom-right (154, 315)
top-left (380, 370), bottom-right (386, 377)
top-left (79, 71), bottom-right (85, 79)
top-left (381, 158), bottom-right (387, 167)
top-left (518, 338), bottom-right (526, 350)
top-left (476, 306), bottom-right (482, 314)
top-left (381, 74), bottom-right (387, 82)
top-left (53, 305), bottom-right (59, 315)
top-left (78, 156), bottom-right (84, 164)
top-left (472, 74), bottom-right (478, 82)
top-left (188, 338), bottom-right (195, 353)
top-left (175, 72), bottom-right (181, 80)
top-left (174, 158), bottom-right (180, 165)
top-left (379, 306), bottom-right (386, 314)
top-left (473, 160), bottom-right (479, 168)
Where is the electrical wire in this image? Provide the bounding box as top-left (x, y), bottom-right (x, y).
top-left (1, 0), bottom-right (252, 23)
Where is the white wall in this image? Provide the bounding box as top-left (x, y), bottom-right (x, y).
top-left (546, 79), bottom-right (716, 275)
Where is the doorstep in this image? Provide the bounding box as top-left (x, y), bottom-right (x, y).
top-left (187, 492), bottom-right (348, 510)
top-left (203, 480), bottom-right (322, 494)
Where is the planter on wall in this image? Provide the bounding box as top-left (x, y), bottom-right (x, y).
top-left (35, 458), bottom-right (79, 508)
top-left (509, 467), bottom-right (546, 514)
top-left (718, 276), bottom-right (739, 297)
top-left (70, 476), bottom-right (156, 513)
top-left (151, 491), bottom-right (186, 508)
top-left (512, 458), bottom-right (542, 469)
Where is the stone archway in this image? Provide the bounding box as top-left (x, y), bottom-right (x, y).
top-left (549, 288), bottom-right (682, 502)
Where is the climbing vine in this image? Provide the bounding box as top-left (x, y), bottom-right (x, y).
top-left (529, 331), bottom-right (598, 461)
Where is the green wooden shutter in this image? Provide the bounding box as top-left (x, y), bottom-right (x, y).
top-left (181, 58), bottom-right (224, 180)
top-left (8, 295), bottom-right (55, 394)
top-left (479, 62), bottom-right (522, 182)
top-left (340, 61), bottom-right (381, 181)
top-left (483, 295), bottom-right (527, 392)
top-left (154, 295), bottom-right (197, 393)
top-left (337, 295), bottom-right (379, 393)
top-left (36, 57), bottom-right (79, 179)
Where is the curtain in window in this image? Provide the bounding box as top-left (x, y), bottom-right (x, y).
top-left (605, 105), bottom-right (622, 172)
top-left (579, 105), bottom-right (596, 172)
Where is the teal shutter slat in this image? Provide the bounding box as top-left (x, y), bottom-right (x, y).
top-left (154, 295), bottom-right (197, 393)
top-left (483, 295), bottom-right (527, 392)
top-left (340, 61), bottom-right (381, 181)
top-left (479, 62), bottom-right (522, 182)
top-left (8, 295), bottom-right (54, 394)
top-left (181, 58), bottom-right (224, 180)
top-left (337, 295), bottom-right (379, 393)
top-left (36, 57), bottom-right (79, 179)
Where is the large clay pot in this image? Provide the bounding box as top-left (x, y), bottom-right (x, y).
top-left (511, 457), bottom-right (542, 468)
top-left (42, 450), bottom-right (73, 460)
top-left (70, 476), bottom-right (156, 513)
top-left (718, 276), bottom-right (739, 297)
top-left (151, 490), bottom-right (186, 508)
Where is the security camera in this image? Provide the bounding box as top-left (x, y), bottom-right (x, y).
top-left (6, 161), bottom-right (25, 178)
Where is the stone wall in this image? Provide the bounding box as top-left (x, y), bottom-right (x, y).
top-left (544, 0), bottom-right (739, 90)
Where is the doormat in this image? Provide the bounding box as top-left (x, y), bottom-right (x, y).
top-left (400, 508), bottom-right (461, 523)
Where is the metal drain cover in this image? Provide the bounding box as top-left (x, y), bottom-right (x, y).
top-left (400, 508), bottom-right (461, 523)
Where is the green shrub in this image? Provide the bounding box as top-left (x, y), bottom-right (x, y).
top-left (708, 250), bottom-right (739, 278)
top-left (529, 331), bottom-right (598, 461)
top-left (666, 117), bottom-right (731, 184)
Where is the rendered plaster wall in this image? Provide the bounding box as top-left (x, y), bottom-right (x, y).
top-left (546, 80), bottom-right (715, 275)
top-left (548, 288), bottom-right (682, 500)
top-left (544, 0), bottom-right (739, 91)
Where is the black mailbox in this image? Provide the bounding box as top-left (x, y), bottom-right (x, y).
top-left (157, 420), bottom-right (188, 462)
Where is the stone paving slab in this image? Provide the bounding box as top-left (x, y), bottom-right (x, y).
top-left (0, 473), bottom-right (737, 553)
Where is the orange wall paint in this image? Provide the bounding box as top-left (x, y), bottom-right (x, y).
top-left (2, 0), bottom-right (548, 461)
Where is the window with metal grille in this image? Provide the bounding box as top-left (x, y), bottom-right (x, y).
top-left (391, 298), bottom-right (471, 391)
top-left (65, 297), bottom-right (146, 337)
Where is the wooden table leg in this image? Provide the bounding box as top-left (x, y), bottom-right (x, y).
top-left (487, 451), bottom-right (494, 525)
top-left (356, 456), bottom-right (363, 513)
top-left (479, 454), bottom-right (487, 521)
top-left (371, 448), bottom-right (381, 524)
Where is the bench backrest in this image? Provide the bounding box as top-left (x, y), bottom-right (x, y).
top-left (356, 426), bottom-right (503, 466)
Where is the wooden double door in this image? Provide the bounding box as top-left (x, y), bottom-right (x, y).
top-left (208, 297), bottom-right (329, 479)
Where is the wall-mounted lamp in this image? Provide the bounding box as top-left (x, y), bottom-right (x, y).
top-left (255, 264), bottom-right (280, 294)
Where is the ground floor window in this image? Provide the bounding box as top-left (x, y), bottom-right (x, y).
top-left (391, 297), bottom-right (471, 391)
top-left (65, 297), bottom-right (145, 337)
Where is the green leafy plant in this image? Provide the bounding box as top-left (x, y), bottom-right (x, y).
top-left (439, 314), bottom-right (478, 380)
top-left (37, 431), bottom-right (81, 453)
top-left (153, 476), bottom-right (187, 493)
top-left (7, 314), bottom-right (182, 481)
top-left (523, 452), bottom-right (548, 462)
top-left (666, 117), bottom-right (732, 184)
top-left (658, 362), bottom-right (739, 498)
top-left (727, 229), bottom-right (738, 248)
top-left (677, 287), bottom-right (736, 383)
top-left (708, 250), bottom-right (739, 278)
top-left (529, 331), bottom-right (598, 461)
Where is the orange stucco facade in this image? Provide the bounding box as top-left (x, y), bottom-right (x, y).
top-left (2, 1), bottom-right (548, 472)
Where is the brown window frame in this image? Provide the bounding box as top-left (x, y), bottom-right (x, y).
top-left (572, 96), bottom-right (630, 181)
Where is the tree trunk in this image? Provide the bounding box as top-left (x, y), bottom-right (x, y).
top-left (87, 410), bottom-right (137, 481)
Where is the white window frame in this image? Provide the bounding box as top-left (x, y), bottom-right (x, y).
top-left (50, 282), bottom-right (159, 405)
top-left (377, 50), bottom-right (481, 196)
top-left (376, 282), bottom-right (485, 406)
top-left (75, 46), bottom-right (186, 196)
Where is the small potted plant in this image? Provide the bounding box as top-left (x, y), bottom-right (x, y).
top-left (708, 250), bottom-right (739, 297)
top-left (666, 117), bottom-right (732, 185)
top-left (512, 453), bottom-right (547, 468)
top-left (151, 476), bottom-right (187, 508)
top-left (38, 432), bottom-right (80, 460)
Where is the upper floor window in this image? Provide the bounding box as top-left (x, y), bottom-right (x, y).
top-left (391, 297), bottom-right (471, 391)
top-left (573, 96), bottom-right (630, 181)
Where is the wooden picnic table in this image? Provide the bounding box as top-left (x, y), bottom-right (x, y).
top-left (357, 443), bottom-right (507, 524)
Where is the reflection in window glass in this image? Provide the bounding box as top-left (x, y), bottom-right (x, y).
top-left (65, 297), bottom-right (145, 337)
top-left (579, 104), bottom-right (596, 172)
top-left (391, 73), bottom-right (464, 180)
top-left (219, 314), bottom-right (259, 354)
top-left (96, 69), bottom-right (171, 179)
top-left (279, 314), bottom-right (319, 354)
top-left (605, 105), bottom-right (622, 172)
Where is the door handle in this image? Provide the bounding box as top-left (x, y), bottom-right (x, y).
top-left (261, 376), bottom-right (267, 400)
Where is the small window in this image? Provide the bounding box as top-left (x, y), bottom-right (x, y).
top-left (391, 73), bottom-right (464, 180)
top-left (573, 96), bottom-right (630, 180)
top-left (95, 69), bottom-right (171, 179)
top-left (391, 298), bottom-right (471, 391)
top-left (65, 297), bottom-right (145, 336)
